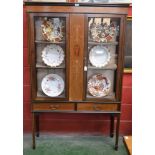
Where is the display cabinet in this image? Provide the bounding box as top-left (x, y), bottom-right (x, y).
top-left (25, 1), bottom-right (129, 150)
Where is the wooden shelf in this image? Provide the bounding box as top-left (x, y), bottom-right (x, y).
top-left (88, 41), bottom-right (118, 45)
top-left (86, 92), bottom-right (115, 100)
top-left (88, 64), bottom-right (117, 70)
top-left (35, 40), bottom-right (65, 45)
top-left (36, 63), bottom-right (65, 69)
top-left (37, 91), bottom-right (65, 98)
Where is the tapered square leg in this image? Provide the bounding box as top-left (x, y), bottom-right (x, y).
top-left (115, 114), bottom-right (120, 151)
top-left (32, 113), bottom-right (36, 149)
top-left (110, 115), bottom-right (114, 137)
top-left (36, 114), bottom-right (40, 137)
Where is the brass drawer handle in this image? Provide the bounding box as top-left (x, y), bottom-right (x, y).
top-left (93, 105), bottom-right (101, 111)
top-left (50, 104), bottom-right (60, 110)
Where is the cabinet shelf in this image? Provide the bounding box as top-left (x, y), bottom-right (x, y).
top-left (88, 64), bottom-right (117, 70)
top-left (88, 41), bottom-right (118, 46)
top-left (37, 91), bottom-right (65, 98)
top-left (86, 92), bottom-right (115, 100)
top-left (35, 40), bottom-right (65, 45)
top-left (36, 63), bottom-right (65, 69)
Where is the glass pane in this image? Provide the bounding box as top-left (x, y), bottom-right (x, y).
top-left (35, 16), bottom-right (66, 42)
top-left (86, 70), bottom-right (115, 99)
top-left (88, 17), bottom-right (119, 43)
top-left (37, 68), bottom-right (66, 98)
top-left (36, 43), bottom-right (66, 68)
top-left (124, 19), bottom-right (132, 69)
top-left (34, 15), bottom-right (67, 99)
top-left (86, 17), bottom-right (120, 100)
top-left (88, 44), bottom-right (117, 68)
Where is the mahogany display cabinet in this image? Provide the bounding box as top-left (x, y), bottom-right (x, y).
top-left (24, 1), bottom-right (129, 150)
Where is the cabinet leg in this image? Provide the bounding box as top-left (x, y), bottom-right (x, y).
top-left (36, 114), bottom-right (40, 137)
top-left (115, 115), bottom-right (120, 151)
top-left (32, 113), bottom-right (36, 149)
top-left (110, 115), bottom-right (114, 137)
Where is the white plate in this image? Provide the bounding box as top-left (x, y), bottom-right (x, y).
top-left (89, 45), bottom-right (110, 67)
top-left (41, 74), bottom-right (64, 97)
top-left (88, 74), bottom-right (111, 97)
top-left (42, 44), bottom-right (64, 67)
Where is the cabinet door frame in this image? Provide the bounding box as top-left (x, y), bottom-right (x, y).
top-left (83, 14), bottom-right (126, 102)
top-left (28, 13), bottom-right (69, 102)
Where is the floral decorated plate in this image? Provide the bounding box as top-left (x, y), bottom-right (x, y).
top-left (89, 18), bottom-right (119, 43)
top-left (89, 45), bottom-right (110, 67)
top-left (41, 17), bottom-right (65, 42)
top-left (88, 74), bottom-right (111, 97)
top-left (42, 44), bottom-right (64, 67)
top-left (41, 74), bottom-right (64, 97)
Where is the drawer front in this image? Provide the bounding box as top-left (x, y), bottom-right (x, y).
top-left (32, 103), bottom-right (74, 111)
top-left (77, 103), bottom-right (118, 111)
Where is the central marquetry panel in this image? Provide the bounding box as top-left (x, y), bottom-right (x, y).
top-left (69, 14), bottom-right (84, 101)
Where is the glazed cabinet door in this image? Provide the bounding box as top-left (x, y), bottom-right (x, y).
top-left (29, 13), bottom-right (69, 101)
top-left (84, 14), bottom-right (125, 102)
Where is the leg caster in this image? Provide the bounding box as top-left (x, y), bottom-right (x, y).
top-left (110, 133), bottom-right (114, 138)
top-left (36, 133), bottom-right (39, 137)
top-left (32, 144), bottom-right (36, 150)
top-left (115, 145), bottom-right (118, 151)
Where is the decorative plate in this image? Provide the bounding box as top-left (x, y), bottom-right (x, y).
top-left (41, 74), bottom-right (64, 97)
top-left (89, 45), bottom-right (110, 67)
top-left (42, 44), bottom-right (64, 67)
top-left (41, 17), bottom-right (65, 42)
top-left (89, 18), bottom-right (119, 43)
top-left (88, 74), bottom-right (111, 97)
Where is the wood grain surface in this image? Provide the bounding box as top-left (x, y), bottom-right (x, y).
top-left (123, 136), bottom-right (132, 155)
top-left (69, 14), bottom-right (84, 101)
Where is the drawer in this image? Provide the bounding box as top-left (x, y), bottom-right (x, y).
top-left (32, 103), bottom-right (74, 111)
top-left (77, 103), bottom-right (118, 111)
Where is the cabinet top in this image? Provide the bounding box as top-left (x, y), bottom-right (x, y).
top-left (24, 1), bottom-right (130, 7)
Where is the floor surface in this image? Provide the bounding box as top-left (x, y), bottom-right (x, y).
top-left (23, 133), bottom-right (128, 155)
